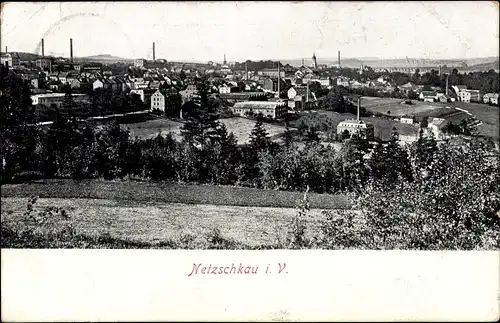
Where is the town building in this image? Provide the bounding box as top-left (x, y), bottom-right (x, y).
top-left (231, 101), bottom-right (288, 119)
top-left (134, 59), bottom-right (145, 68)
top-left (258, 68), bottom-right (285, 78)
top-left (30, 93), bottom-right (89, 108)
top-left (180, 84), bottom-right (198, 103)
top-left (150, 88), bottom-right (182, 117)
top-left (36, 57), bottom-right (52, 71)
top-left (482, 93), bottom-right (499, 105)
top-left (428, 117), bottom-right (447, 140)
top-left (337, 98), bottom-right (375, 140)
top-left (458, 89), bottom-right (481, 103)
top-left (419, 91), bottom-right (437, 102)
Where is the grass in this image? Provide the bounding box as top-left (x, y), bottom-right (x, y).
top-left (295, 110), bottom-right (420, 141)
top-left (1, 179), bottom-right (350, 210)
top-left (119, 116), bottom-right (287, 145)
top-left (1, 197), bottom-right (330, 248)
top-left (358, 96), bottom-right (499, 140)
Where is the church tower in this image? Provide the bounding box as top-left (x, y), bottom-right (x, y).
top-left (312, 52), bottom-right (318, 70)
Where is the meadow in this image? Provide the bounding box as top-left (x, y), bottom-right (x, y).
top-left (1, 180), bottom-right (351, 249)
top-left (120, 116), bottom-right (287, 145)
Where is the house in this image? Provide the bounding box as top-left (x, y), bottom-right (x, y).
top-left (30, 78), bottom-right (39, 89)
top-left (337, 119), bottom-right (375, 140)
top-left (483, 93), bottom-right (499, 105)
top-left (130, 89), bottom-right (145, 102)
top-left (336, 76), bottom-right (350, 87)
top-left (92, 79), bottom-right (104, 91)
top-left (150, 88), bottom-right (182, 117)
top-left (318, 76), bottom-right (333, 87)
top-left (458, 89), bottom-right (481, 103)
top-left (134, 59), bottom-right (145, 68)
top-left (400, 117), bottom-right (414, 124)
top-left (436, 93), bottom-right (449, 103)
top-left (231, 101), bottom-right (288, 119)
top-left (419, 91), bottom-right (437, 102)
top-left (70, 78), bottom-right (82, 90)
top-left (428, 117), bottom-right (447, 140)
top-left (218, 84), bottom-right (232, 94)
top-left (451, 85), bottom-right (467, 96)
top-left (179, 84), bottom-right (198, 103)
top-left (262, 78), bottom-right (286, 92)
top-left (36, 57), bottom-right (52, 71)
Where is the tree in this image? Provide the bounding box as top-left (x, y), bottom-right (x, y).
top-left (249, 113), bottom-right (270, 150)
top-left (283, 121), bottom-right (294, 147)
top-left (180, 80), bottom-right (221, 150)
top-left (305, 125), bottom-right (320, 143)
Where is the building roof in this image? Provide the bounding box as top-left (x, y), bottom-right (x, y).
top-left (233, 101), bottom-right (286, 109)
top-left (421, 91), bottom-right (437, 96)
top-left (338, 119), bottom-right (373, 127)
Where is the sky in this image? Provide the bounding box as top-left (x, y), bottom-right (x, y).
top-left (1, 1), bottom-right (499, 62)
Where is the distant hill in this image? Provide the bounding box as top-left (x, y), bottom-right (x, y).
top-left (74, 54), bottom-right (134, 64)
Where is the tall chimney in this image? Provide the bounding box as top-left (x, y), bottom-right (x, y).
top-left (245, 61), bottom-right (248, 81)
top-left (338, 50), bottom-right (341, 68)
top-left (357, 97), bottom-right (361, 121)
top-left (277, 61), bottom-right (280, 98)
top-left (41, 38), bottom-right (45, 57)
top-left (445, 74), bottom-right (449, 96)
top-left (70, 38), bottom-right (73, 63)
top-left (153, 42), bottom-right (156, 62)
top-left (5, 46), bottom-right (7, 54)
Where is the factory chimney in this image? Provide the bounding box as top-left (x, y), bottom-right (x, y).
top-left (338, 50), bottom-right (341, 68)
top-left (5, 46), bottom-right (7, 54)
top-left (445, 74), bottom-right (449, 96)
top-left (70, 38), bottom-right (73, 63)
top-left (41, 38), bottom-right (45, 57)
top-left (153, 42), bottom-right (156, 62)
top-left (357, 97), bottom-right (361, 121)
top-left (245, 61), bottom-right (248, 81)
top-left (302, 58), bottom-right (304, 67)
top-left (277, 61), bottom-right (280, 99)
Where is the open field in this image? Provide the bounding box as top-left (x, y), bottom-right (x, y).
top-left (1, 197), bottom-right (330, 248)
top-left (359, 96), bottom-right (499, 139)
top-left (121, 118), bottom-right (184, 140)
top-left (301, 110), bottom-right (420, 141)
top-left (1, 179), bottom-right (350, 210)
top-left (119, 116), bottom-right (287, 144)
top-left (1, 180), bottom-right (350, 248)
top-left (220, 117), bottom-right (286, 144)
top-left (360, 96), bottom-right (448, 117)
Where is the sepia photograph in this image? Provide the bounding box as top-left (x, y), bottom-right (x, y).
top-left (1, 1), bottom-right (499, 321)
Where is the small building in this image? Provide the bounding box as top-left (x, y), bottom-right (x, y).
top-left (231, 101), bottom-right (288, 119)
top-left (337, 119), bottom-right (375, 140)
top-left (419, 91), bottom-right (437, 102)
top-left (428, 117), bottom-right (447, 140)
top-left (179, 84), bottom-right (198, 103)
top-left (400, 117), bottom-right (414, 124)
top-left (134, 59), bottom-right (145, 68)
top-left (36, 57), bottom-right (52, 71)
top-left (30, 93), bottom-right (88, 108)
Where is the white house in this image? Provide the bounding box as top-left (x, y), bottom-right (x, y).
top-left (93, 79), bottom-right (104, 91)
top-left (400, 117), bottom-right (414, 124)
top-left (337, 119), bottom-right (375, 140)
top-left (458, 89), bottom-right (481, 103)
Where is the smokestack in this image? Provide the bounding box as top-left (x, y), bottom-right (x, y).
top-left (445, 74), bottom-right (449, 96)
top-left (42, 38), bottom-right (45, 57)
top-left (5, 46), bottom-right (7, 54)
top-left (245, 61), bottom-right (248, 81)
top-left (277, 61), bottom-right (280, 98)
top-left (153, 42), bottom-right (155, 62)
top-left (70, 38), bottom-right (73, 63)
top-left (357, 97), bottom-right (361, 121)
top-left (338, 50), bottom-right (341, 68)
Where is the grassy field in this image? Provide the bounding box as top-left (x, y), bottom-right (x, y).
top-left (120, 116), bottom-right (287, 145)
top-left (359, 96), bottom-right (499, 139)
top-left (360, 96), bottom-right (448, 117)
top-left (1, 197), bottom-right (330, 248)
top-left (1, 180), bottom-right (350, 248)
top-left (300, 110), bottom-right (420, 140)
top-left (1, 179), bottom-right (350, 209)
